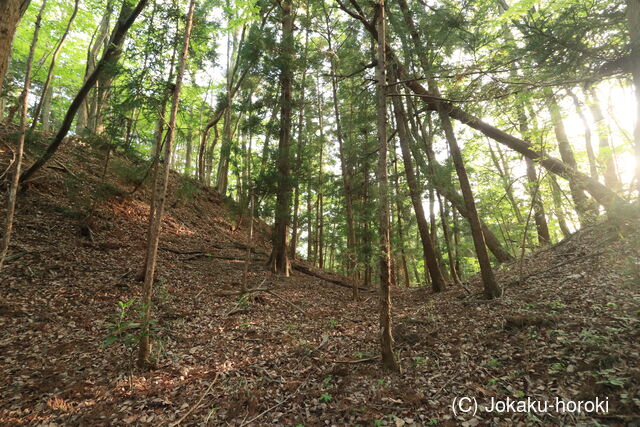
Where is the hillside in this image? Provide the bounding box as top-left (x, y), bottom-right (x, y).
top-left (1, 127), bottom-right (640, 426)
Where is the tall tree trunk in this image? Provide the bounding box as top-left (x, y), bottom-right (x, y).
top-left (76, 0), bottom-right (112, 132)
top-left (315, 79), bottom-right (325, 269)
top-left (437, 191), bottom-right (462, 284)
top-left (550, 176), bottom-right (572, 238)
top-left (31, 0), bottom-right (79, 131)
top-left (289, 10), bottom-right (309, 259)
top-left (566, 90), bottom-right (599, 181)
top-left (21, 0), bottom-right (149, 183)
top-left (375, 0), bottom-right (399, 372)
top-left (341, 0), bottom-right (624, 211)
top-left (267, 0), bottom-right (294, 276)
top-left (41, 84), bottom-right (53, 132)
top-left (0, 0), bottom-right (30, 90)
top-left (627, 0), bottom-right (640, 195)
top-left (392, 146), bottom-right (410, 288)
top-left (389, 66), bottom-right (446, 292)
top-left (138, 0), bottom-right (195, 367)
top-left (546, 91), bottom-right (597, 225)
top-left (185, 130), bottom-right (193, 176)
top-left (585, 89), bottom-right (621, 191)
top-left (323, 2), bottom-right (358, 295)
top-left (0, 0), bottom-right (44, 270)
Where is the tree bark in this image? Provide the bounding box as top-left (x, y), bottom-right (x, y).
top-left (0, 0), bottom-right (45, 270)
top-left (389, 66), bottom-right (446, 291)
top-left (267, 0), bottom-right (294, 276)
top-left (138, 0), bottom-right (195, 367)
top-left (21, 0), bottom-right (149, 183)
top-left (546, 91), bottom-right (596, 225)
top-left (31, 0), bottom-right (79, 131)
top-left (375, 0), bottom-right (399, 372)
top-left (585, 89), bottom-right (621, 191)
top-left (289, 13), bottom-right (309, 259)
top-left (0, 0), bottom-right (30, 90)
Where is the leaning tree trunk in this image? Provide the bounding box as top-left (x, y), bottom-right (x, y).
top-left (389, 65), bottom-right (446, 292)
top-left (374, 0), bottom-right (399, 372)
top-left (340, 0), bottom-right (625, 212)
top-left (31, 0), bottom-right (79, 131)
top-left (138, 0), bottom-right (195, 368)
top-left (0, 0), bottom-right (45, 270)
top-left (267, 0), bottom-right (294, 276)
top-left (20, 0), bottom-right (148, 183)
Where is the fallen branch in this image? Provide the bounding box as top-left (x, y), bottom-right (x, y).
top-left (291, 261), bottom-right (374, 292)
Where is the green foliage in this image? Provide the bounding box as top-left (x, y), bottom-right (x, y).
top-left (319, 392), bottom-right (332, 403)
top-left (102, 299), bottom-right (157, 352)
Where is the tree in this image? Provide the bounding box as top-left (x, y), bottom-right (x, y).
top-left (138, 0), bottom-right (196, 367)
top-left (267, 0), bottom-right (294, 276)
top-left (0, 0), bottom-right (45, 270)
top-left (374, 0), bottom-right (399, 372)
top-left (20, 0), bottom-right (149, 183)
top-left (0, 0), bottom-right (30, 90)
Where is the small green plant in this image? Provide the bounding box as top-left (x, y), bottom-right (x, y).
top-left (377, 379), bottom-right (387, 386)
top-left (549, 362), bottom-right (565, 373)
top-left (515, 390), bottom-right (525, 398)
top-left (237, 293), bottom-right (252, 309)
top-left (488, 378), bottom-right (499, 386)
top-left (426, 419), bottom-right (438, 425)
top-left (593, 369), bottom-right (628, 387)
top-left (319, 392), bottom-right (332, 403)
top-left (413, 356), bottom-right (429, 366)
top-left (488, 358), bottom-right (501, 368)
top-left (324, 318), bottom-right (339, 329)
top-left (103, 299), bottom-right (162, 362)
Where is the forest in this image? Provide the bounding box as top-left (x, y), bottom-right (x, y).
top-left (1, 0), bottom-right (639, 425)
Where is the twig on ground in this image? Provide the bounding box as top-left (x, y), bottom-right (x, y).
top-left (170, 373), bottom-right (219, 426)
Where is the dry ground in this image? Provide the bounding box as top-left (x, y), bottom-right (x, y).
top-left (1, 126), bottom-right (639, 426)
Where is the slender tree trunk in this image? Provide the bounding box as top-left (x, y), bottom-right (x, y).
top-left (185, 130), bottom-right (192, 176)
top-left (138, 0), bottom-right (195, 367)
top-left (323, 3), bottom-right (358, 295)
top-left (546, 92), bottom-right (596, 224)
top-left (0, 0), bottom-right (45, 270)
top-left (586, 89), bottom-right (621, 191)
top-left (267, 0), bottom-right (294, 276)
top-left (437, 191), bottom-right (462, 284)
top-left (41, 84), bottom-right (53, 132)
top-left (392, 147), bottom-right (410, 288)
top-left (289, 12), bottom-right (309, 259)
top-left (343, 0), bottom-right (624, 211)
top-left (21, 0), bottom-right (149, 183)
top-left (550, 176), bottom-right (572, 238)
top-left (375, 0), bottom-right (399, 372)
top-left (31, 0), bottom-right (79, 131)
top-left (488, 142), bottom-right (523, 222)
top-left (389, 66), bottom-right (446, 291)
top-left (567, 90), bottom-right (599, 181)
top-left (434, 86), bottom-right (501, 298)
top-left (627, 0), bottom-right (640, 195)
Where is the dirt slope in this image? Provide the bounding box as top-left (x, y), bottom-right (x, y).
top-left (1, 126), bottom-right (639, 426)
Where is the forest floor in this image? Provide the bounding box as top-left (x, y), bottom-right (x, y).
top-left (1, 125), bottom-right (639, 426)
